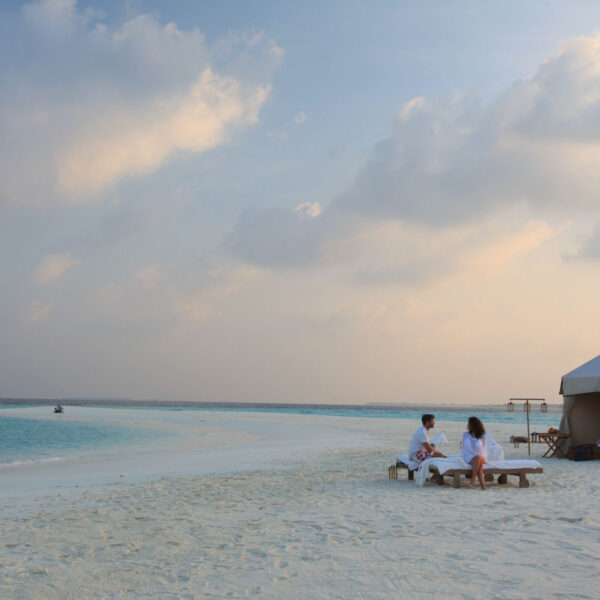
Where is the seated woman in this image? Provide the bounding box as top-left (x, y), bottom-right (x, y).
top-left (462, 417), bottom-right (488, 490)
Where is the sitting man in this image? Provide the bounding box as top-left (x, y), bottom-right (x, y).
top-left (409, 413), bottom-right (447, 462)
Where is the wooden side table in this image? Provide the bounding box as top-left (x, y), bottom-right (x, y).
top-left (538, 433), bottom-right (570, 458)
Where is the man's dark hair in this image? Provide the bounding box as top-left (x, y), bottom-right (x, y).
top-left (421, 413), bottom-right (435, 426)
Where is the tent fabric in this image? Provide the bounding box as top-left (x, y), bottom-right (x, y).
top-left (559, 355), bottom-right (600, 453)
top-left (559, 393), bottom-right (600, 450)
top-left (558, 395), bottom-right (575, 451)
top-left (560, 354), bottom-right (600, 396)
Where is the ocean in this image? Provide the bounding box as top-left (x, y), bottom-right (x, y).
top-left (0, 401), bottom-right (562, 473)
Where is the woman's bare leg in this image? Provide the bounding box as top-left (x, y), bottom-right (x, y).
top-left (469, 456), bottom-right (481, 487)
top-left (469, 456), bottom-right (486, 489)
top-left (477, 459), bottom-right (486, 490)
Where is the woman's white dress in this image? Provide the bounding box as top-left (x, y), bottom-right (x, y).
top-left (461, 431), bottom-right (488, 463)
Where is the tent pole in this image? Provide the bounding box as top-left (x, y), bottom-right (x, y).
top-left (526, 400), bottom-right (531, 457)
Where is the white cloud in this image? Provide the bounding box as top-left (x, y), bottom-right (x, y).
top-left (230, 33), bottom-right (600, 270)
top-left (398, 97), bottom-right (424, 121)
top-left (343, 33), bottom-right (600, 223)
top-left (0, 1), bottom-right (280, 203)
top-left (293, 110), bottom-right (307, 124)
top-left (295, 202), bottom-right (322, 218)
top-left (57, 70), bottom-right (270, 197)
top-left (32, 253), bottom-right (80, 284)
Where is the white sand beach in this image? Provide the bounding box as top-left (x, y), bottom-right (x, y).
top-left (1, 410), bottom-right (599, 599)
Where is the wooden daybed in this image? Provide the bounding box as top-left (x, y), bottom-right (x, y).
top-left (389, 460), bottom-right (543, 488)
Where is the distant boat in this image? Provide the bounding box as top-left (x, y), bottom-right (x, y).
top-left (54, 403), bottom-right (63, 414)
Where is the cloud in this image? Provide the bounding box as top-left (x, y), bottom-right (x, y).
top-left (342, 33), bottom-right (600, 224)
top-left (569, 220), bottom-right (600, 262)
top-left (229, 33), bottom-right (600, 270)
top-left (0, 0), bottom-right (280, 203)
top-left (176, 265), bottom-right (263, 326)
top-left (227, 205), bottom-right (341, 268)
top-left (293, 110), bottom-right (307, 124)
top-left (352, 254), bottom-right (453, 287)
top-left (465, 221), bottom-right (556, 270)
top-left (32, 252), bottom-right (80, 284)
top-left (295, 202), bottom-right (322, 217)
top-left (26, 300), bottom-right (54, 322)
top-left (92, 264), bottom-right (262, 332)
top-left (135, 264), bottom-right (164, 288)
top-left (57, 70), bottom-right (269, 196)
top-left (346, 219), bottom-right (556, 287)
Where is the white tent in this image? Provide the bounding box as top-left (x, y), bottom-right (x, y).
top-left (559, 354), bottom-right (600, 451)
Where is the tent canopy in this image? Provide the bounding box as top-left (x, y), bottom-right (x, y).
top-left (560, 354), bottom-right (600, 450)
top-left (559, 354), bottom-right (600, 396)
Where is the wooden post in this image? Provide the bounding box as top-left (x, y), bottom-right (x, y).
top-left (526, 399), bottom-right (531, 457)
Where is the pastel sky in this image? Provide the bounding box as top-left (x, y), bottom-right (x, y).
top-left (3, 0), bottom-right (600, 405)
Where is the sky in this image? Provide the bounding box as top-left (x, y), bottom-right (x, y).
top-left (2, 0), bottom-right (600, 405)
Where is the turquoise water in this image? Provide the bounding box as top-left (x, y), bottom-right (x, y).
top-left (0, 403), bottom-right (562, 468)
top-left (0, 414), bottom-right (162, 467)
top-left (173, 404), bottom-right (562, 427)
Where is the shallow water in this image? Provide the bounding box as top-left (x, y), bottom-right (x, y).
top-left (0, 414), bottom-right (165, 467)
top-left (0, 402), bottom-right (561, 472)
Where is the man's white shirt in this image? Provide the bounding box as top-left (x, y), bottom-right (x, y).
top-left (408, 425), bottom-right (429, 460)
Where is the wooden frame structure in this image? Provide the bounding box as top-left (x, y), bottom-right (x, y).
top-left (509, 398), bottom-right (547, 456)
top-left (537, 432), bottom-right (570, 458)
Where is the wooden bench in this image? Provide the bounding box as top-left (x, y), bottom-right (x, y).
top-left (429, 465), bottom-right (543, 488)
top-left (389, 460), bottom-right (417, 481)
top-left (389, 460), bottom-right (542, 488)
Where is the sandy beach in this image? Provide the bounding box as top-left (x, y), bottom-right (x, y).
top-left (0, 409), bottom-right (598, 599)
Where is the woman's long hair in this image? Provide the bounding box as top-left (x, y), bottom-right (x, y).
top-left (468, 416), bottom-right (486, 439)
